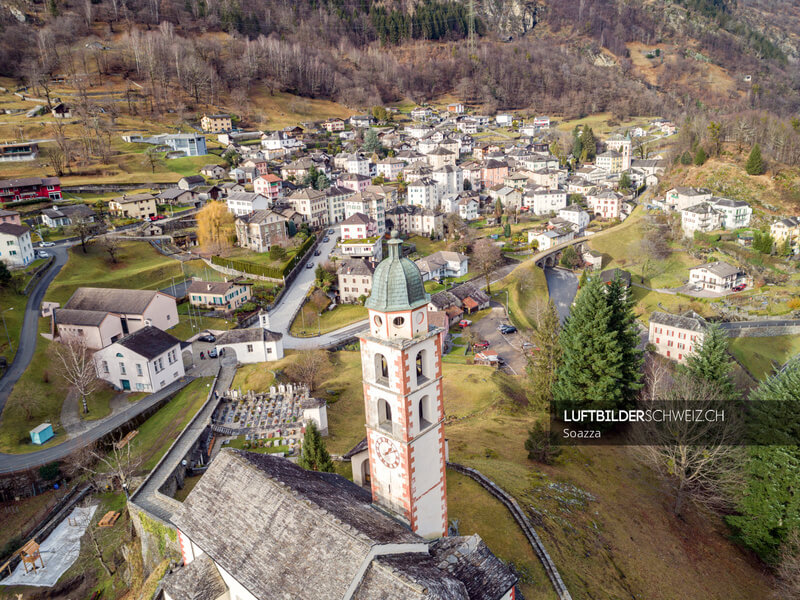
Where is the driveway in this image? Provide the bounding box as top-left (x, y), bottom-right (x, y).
top-left (0, 243), bottom-right (69, 418)
top-left (544, 267), bottom-right (578, 324)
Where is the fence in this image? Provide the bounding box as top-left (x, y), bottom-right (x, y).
top-left (22, 255), bottom-right (55, 295)
top-left (210, 233), bottom-right (317, 281)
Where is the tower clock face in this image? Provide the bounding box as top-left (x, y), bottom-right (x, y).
top-left (375, 436), bottom-right (400, 469)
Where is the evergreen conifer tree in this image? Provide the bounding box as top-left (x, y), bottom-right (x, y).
top-left (694, 146), bottom-right (707, 165)
top-left (362, 129), bottom-right (383, 154)
top-left (578, 269), bottom-right (588, 287)
top-left (605, 277), bottom-right (644, 402)
top-left (727, 361), bottom-right (800, 562)
top-left (552, 276), bottom-right (627, 416)
top-left (746, 144), bottom-right (766, 175)
top-left (684, 322), bottom-right (736, 398)
top-left (298, 421), bottom-right (335, 472)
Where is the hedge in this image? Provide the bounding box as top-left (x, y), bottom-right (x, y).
top-left (212, 234), bottom-right (316, 280)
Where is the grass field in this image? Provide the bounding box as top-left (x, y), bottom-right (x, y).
top-left (44, 241), bottom-right (183, 305)
top-left (728, 335), bottom-right (800, 379)
top-left (406, 235), bottom-right (448, 257)
top-left (130, 377), bottom-right (214, 472)
top-left (631, 287), bottom-right (720, 321)
top-left (81, 384), bottom-right (118, 421)
top-left (494, 260), bottom-right (549, 331)
top-left (290, 303), bottom-right (367, 337)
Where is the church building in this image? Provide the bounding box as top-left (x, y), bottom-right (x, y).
top-left (161, 231), bottom-right (519, 600)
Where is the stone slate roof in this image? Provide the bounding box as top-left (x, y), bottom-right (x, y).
top-left (337, 258), bottom-right (375, 277)
top-left (116, 326), bottom-right (180, 359)
top-left (64, 287), bottom-right (161, 315)
top-left (0, 223), bottom-right (29, 237)
top-left (365, 231), bottom-right (428, 312)
top-left (684, 202), bottom-right (718, 215)
top-left (711, 197), bottom-right (749, 208)
top-left (187, 280), bottom-right (247, 296)
top-left (53, 308), bottom-right (110, 327)
top-left (692, 261), bottom-right (742, 278)
top-left (215, 328), bottom-right (282, 345)
top-left (161, 554), bottom-right (227, 600)
top-left (600, 268), bottom-right (632, 287)
top-left (449, 281), bottom-right (490, 306)
top-left (0, 176), bottom-right (60, 189)
top-left (341, 212), bottom-right (372, 226)
top-left (343, 436), bottom-right (369, 459)
top-left (429, 290), bottom-right (460, 310)
top-left (173, 450), bottom-right (516, 600)
top-left (650, 311), bottom-right (707, 332)
top-left (111, 192), bottom-right (155, 204)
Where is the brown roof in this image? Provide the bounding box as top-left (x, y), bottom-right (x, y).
top-left (0, 177), bottom-right (59, 189)
top-left (64, 287), bottom-right (162, 314)
top-left (187, 280), bottom-right (248, 296)
top-left (0, 223), bottom-right (30, 237)
top-left (215, 328), bottom-right (282, 345)
top-left (111, 193), bottom-right (156, 204)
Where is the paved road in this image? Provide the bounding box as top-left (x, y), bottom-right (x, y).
top-left (0, 376), bottom-right (194, 474)
top-left (544, 267), bottom-right (578, 324)
top-left (0, 244), bottom-right (69, 417)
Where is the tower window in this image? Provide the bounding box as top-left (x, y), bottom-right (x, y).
top-left (378, 398), bottom-right (392, 432)
top-left (375, 353), bottom-right (389, 385)
top-left (393, 316), bottom-right (405, 327)
top-left (415, 350), bottom-right (428, 384)
top-left (419, 395), bottom-right (432, 429)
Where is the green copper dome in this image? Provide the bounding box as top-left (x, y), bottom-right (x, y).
top-left (365, 230), bottom-right (429, 312)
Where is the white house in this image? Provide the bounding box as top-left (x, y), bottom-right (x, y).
top-left (375, 157), bottom-right (406, 181)
top-left (414, 251), bottom-right (468, 282)
top-left (430, 165), bottom-right (463, 198)
top-left (458, 196), bottom-right (479, 221)
top-left (226, 192), bottom-right (269, 217)
top-left (558, 205), bottom-right (591, 231)
top-left (340, 212), bottom-right (377, 240)
top-left (261, 131), bottom-right (304, 151)
top-left (681, 202), bottom-right (722, 237)
top-left (587, 189), bottom-right (623, 219)
top-left (711, 197), bottom-right (752, 230)
top-left (0, 223), bottom-right (34, 268)
top-left (527, 189), bottom-right (568, 215)
top-left (688, 261), bottom-right (745, 293)
top-left (63, 287), bottom-right (178, 334)
top-left (407, 178), bottom-right (439, 210)
top-left (215, 327), bottom-right (284, 364)
top-left (94, 326), bottom-right (184, 393)
top-left (495, 114), bottom-right (513, 127)
top-left (665, 187), bottom-right (713, 211)
top-left (528, 228), bottom-right (574, 250)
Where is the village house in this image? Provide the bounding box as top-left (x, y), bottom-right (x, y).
top-left (344, 191), bottom-right (386, 234)
top-left (449, 280), bottom-right (491, 313)
top-left (664, 186), bottom-right (713, 211)
top-left (337, 258), bottom-right (375, 303)
top-left (0, 209), bottom-right (21, 225)
top-left (529, 227), bottom-right (574, 250)
top-left (605, 135), bottom-right (632, 170)
top-left (200, 114), bottom-right (233, 133)
top-left (457, 118), bottom-right (479, 134)
top-left (688, 261), bottom-right (746, 293)
top-left (648, 311), bottom-right (706, 363)
top-left (458, 196), bottom-right (479, 221)
top-left (711, 197), bottom-right (752, 230)
top-left (253, 174), bottom-right (283, 202)
top-left (52, 308), bottom-right (123, 350)
top-left (62, 287), bottom-right (178, 334)
top-left (411, 106), bottom-right (435, 121)
top-left (566, 176), bottom-right (594, 195)
top-left (558, 205), bottom-right (591, 231)
top-left (407, 178), bottom-right (439, 211)
top-left (199, 164), bottom-right (226, 180)
top-left (681, 202), bottom-right (722, 237)
top-left (339, 173), bottom-right (371, 193)
top-left (41, 204), bottom-right (95, 228)
top-left (94, 326), bottom-right (184, 393)
top-left (575, 164), bottom-right (608, 184)
top-left (771, 216), bottom-right (800, 250)
top-left (447, 102), bottom-right (465, 114)
top-left (188, 280), bottom-right (252, 312)
top-left (226, 191), bottom-right (270, 217)
top-left (586, 189), bottom-right (623, 219)
top-left (228, 166), bottom-right (257, 184)
top-left (0, 223), bottom-right (34, 268)
top-left (349, 114), bottom-right (374, 128)
top-left (0, 141), bottom-right (39, 162)
top-left (526, 189), bottom-right (567, 215)
top-left (414, 251), bottom-right (468, 282)
top-left (481, 159), bottom-right (509, 189)
top-left (288, 188), bottom-right (328, 228)
top-left (340, 212), bottom-right (377, 240)
top-left (595, 150), bottom-right (624, 173)
top-left (157, 188), bottom-right (199, 206)
top-left (214, 327), bottom-right (284, 364)
top-left (386, 205), bottom-right (444, 238)
top-left (425, 146), bottom-right (457, 169)
top-left (109, 193), bottom-right (158, 220)
top-left (337, 237), bottom-right (383, 263)
top-left (235, 210), bottom-right (290, 252)
top-left (242, 158), bottom-right (271, 176)
top-left (375, 157), bottom-right (406, 180)
top-left (322, 118), bottom-right (345, 132)
top-left (261, 130), bottom-right (305, 152)
top-left (0, 176), bottom-right (61, 203)
top-left (325, 185), bottom-right (355, 225)
top-left (178, 175), bottom-right (206, 190)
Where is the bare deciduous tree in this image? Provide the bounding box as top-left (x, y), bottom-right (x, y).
top-left (632, 373), bottom-right (745, 517)
top-left (471, 237), bottom-right (503, 294)
top-left (775, 531), bottom-right (800, 599)
top-left (286, 350), bottom-right (331, 392)
top-left (43, 145), bottom-right (67, 177)
top-left (50, 336), bottom-right (98, 414)
top-left (101, 235), bottom-right (121, 264)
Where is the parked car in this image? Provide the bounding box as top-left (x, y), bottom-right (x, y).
top-left (328, 229), bottom-right (335, 235)
top-left (40, 241), bottom-right (55, 247)
top-left (732, 283), bottom-right (746, 292)
top-left (36, 250), bottom-right (49, 258)
top-left (306, 262), bottom-right (314, 269)
top-left (208, 348), bottom-right (218, 358)
top-left (458, 319), bottom-right (472, 328)
top-left (499, 325), bottom-right (517, 334)
top-left (314, 250), bottom-right (321, 256)
top-left (323, 237), bottom-right (330, 243)
top-left (198, 333), bottom-right (216, 343)
top-left (473, 340), bottom-right (490, 350)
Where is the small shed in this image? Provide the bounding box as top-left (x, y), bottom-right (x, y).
top-left (30, 423), bottom-right (54, 445)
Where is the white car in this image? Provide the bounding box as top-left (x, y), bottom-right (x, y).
top-left (37, 251), bottom-right (50, 258)
top-left (40, 241), bottom-right (55, 247)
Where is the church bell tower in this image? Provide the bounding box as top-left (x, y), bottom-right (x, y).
top-left (359, 230), bottom-right (447, 539)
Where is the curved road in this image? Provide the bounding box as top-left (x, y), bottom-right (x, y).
top-left (544, 267), bottom-right (579, 324)
top-left (0, 244), bottom-right (69, 417)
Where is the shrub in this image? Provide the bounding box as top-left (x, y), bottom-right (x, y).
top-left (524, 422), bottom-right (562, 465)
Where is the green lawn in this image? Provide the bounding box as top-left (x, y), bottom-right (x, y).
top-left (224, 246), bottom-right (299, 270)
top-left (81, 384), bottom-right (118, 421)
top-left (164, 155), bottom-right (219, 177)
top-left (406, 235), bottom-right (448, 257)
top-left (225, 435), bottom-right (291, 455)
top-left (424, 271), bottom-right (474, 293)
top-left (290, 303), bottom-right (367, 337)
top-left (170, 311), bottom-right (234, 341)
top-left (131, 377), bottom-right (214, 472)
top-left (728, 335), bottom-right (800, 379)
top-left (231, 353), bottom-right (296, 392)
top-left (45, 241), bottom-right (183, 305)
top-left (632, 287), bottom-right (719, 321)
top-left (493, 260), bottom-right (549, 331)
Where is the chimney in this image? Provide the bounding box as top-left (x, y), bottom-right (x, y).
top-left (207, 284), bottom-right (212, 291)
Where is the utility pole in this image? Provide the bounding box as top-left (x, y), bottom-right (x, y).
top-left (468, 0), bottom-right (476, 56)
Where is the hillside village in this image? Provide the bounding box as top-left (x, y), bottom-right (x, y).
top-left (0, 89), bottom-right (797, 600)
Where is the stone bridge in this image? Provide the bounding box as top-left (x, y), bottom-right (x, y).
top-left (533, 236), bottom-right (589, 268)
